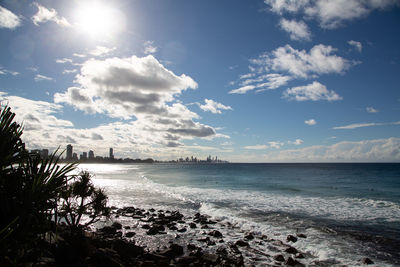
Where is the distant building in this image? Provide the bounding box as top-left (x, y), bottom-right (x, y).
top-left (109, 148), bottom-right (114, 159)
top-left (80, 151), bottom-right (88, 160)
top-left (88, 150), bottom-right (94, 159)
top-left (72, 153), bottom-right (78, 160)
top-left (66, 144), bottom-right (73, 160)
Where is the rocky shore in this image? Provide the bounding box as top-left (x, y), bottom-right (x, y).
top-left (28, 206), bottom-right (375, 267)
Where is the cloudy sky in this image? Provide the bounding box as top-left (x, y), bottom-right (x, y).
top-left (0, 0), bottom-right (399, 162)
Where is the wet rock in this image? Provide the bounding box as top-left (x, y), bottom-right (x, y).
top-left (202, 253), bottom-right (219, 264)
top-left (149, 208), bottom-right (155, 212)
top-left (168, 225), bottom-right (178, 231)
top-left (160, 244), bottom-right (184, 259)
top-left (297, 233), bottom-right (307, 238)
top-left (141, 224), bottom-right (150, 229)
top-left (198, 237), bottom-right (210, 243)
top-left (189, 222), bottom-right (197, 229)
top-left (206, 239), bottom-right (216, 246)
top-left (273, 254), bottom-right (285, 262)
top-left (177, 227), bottom-right (187, 233)
top-left (287, 235), bottom-right (298, 243)
top-left (295, 253), bottom-right (305, 259)
top-left (244, 233), bottom-right (254, 240)
top-left (208, 230), bottom-right (223, 238)
top-left (111, 222), bottom-right (122, 230)
top-left (285, 246), bottom-right (298, 254)
top-left (201, 225), bottom-right (209, 229)
top-left (187, 244), bottom-right (197, 250)
top-left (362, 257), bottom-right (374, 264)
top-left (285, 257), bottom-right (303, 266)
top-left (125, 232), bottom-right (136, 238)
top-left (235, 240), bottom-right (249, 247)
top-left (99, 226), bottom-right (116, 235)
top-left (123, 226), bottom-right (130, 230)
top-left (112, 239), bottom-right (143, 259)
top-left (146, 226), bottom-right (159, 235)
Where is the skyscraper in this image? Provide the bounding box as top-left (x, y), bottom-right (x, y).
top-left (88, 150), bottom-right (94, 159)
top-left (109, 148), bottom-right (114, 159)
top-left (66, 144), bottom-right (73, 160)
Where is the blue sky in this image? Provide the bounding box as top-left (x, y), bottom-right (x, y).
top-left (0, 0), bottom-right (399, 162)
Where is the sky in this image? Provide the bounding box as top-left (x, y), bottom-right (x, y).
top-left (0, 0), bottom-right (399, 162)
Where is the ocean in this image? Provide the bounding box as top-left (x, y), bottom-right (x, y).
top-left (76, 163), bottom-right (400, 266)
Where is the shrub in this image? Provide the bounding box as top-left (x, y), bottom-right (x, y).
top-left (58, 171), bottom-right (110, 230)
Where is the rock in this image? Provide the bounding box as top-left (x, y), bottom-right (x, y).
top-left (244, 233), bottom-right (254, 240)
top-left (295, 253), bottom-right (305, 259)
top-left (208, 230), bottom-right (223, 238)
top-left (198, 237), bottom-right (210, 243)
top-left (112, 239), bottom-right (143, 258)
top-left (146, 226), bottom-right (159, 235)
top-left (160, 244), bottom-right (184, 259)
top-left (206, 239), bottom-right (216, 246)
top-left (189, 222), bottom-right (197, 229)
top-left (187, 244), bottom-right (197, 250)
top-left (125, 232), bottom-right (136, 238)
top-left (285, 246), bottom-right (298, 254)
top-left (124, 226), bottom-right (130, 230)
top-left (111, 222), bottom-right (122, 230)
top-left (90, 248), bottom-right (122, 267)
top-left (100, 226), bottom-right (117, 235)
top-left (235, 240), bottom-right (249, 247)
top-left (297, 233), bottom-right (307, 238)
top-left (169, 225), bottom-right (178, 231)
top-left (202, 253), bottom-right (219, 264)
top-left (273, 254), bottom-right (285, 262)
top-left (362, 257), bottom-right (374, 264)
top-left (287, 235), bottom-right (298, 243)
top-left (141, 224), bottom-right (150, 229)
top-left (177, 227), bottom-right (187, 233)
top-left (201, 225), bottom-right (209, 229)
top-left (176, 256), bottom-right (198, 265)
top-left (285, 257), bottom-right (303, 266)
top-left (149, 208), bottom-right (155, 212)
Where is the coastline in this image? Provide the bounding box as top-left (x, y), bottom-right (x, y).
top-left (31, 205), bottom-right (377, 267)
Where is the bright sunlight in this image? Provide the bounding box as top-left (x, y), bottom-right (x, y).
top-left (74, 2), bottom-right (122, 39)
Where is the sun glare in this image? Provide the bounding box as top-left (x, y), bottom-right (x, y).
top-left (75, 2), bottom-right (122, 39)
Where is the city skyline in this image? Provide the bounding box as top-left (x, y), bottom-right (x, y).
top-left (0, 1), bottom-right (399, 162)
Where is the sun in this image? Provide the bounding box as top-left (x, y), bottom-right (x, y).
top-left (74, 2), bottom-right (122, 39)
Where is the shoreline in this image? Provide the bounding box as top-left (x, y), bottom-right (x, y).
top-left (33, 205), bottom-right (377, 267)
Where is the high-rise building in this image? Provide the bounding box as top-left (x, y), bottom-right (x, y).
top-left (40, 149), bottom-right (49, 159)
top-left (72, 153), bottom-right (78, 160)
top-left (88, 150), bottom-right (94, 159)
top-left (109, 148), bottom-right (114, 159)
top-left (66, 144), bottom-right (73, 160)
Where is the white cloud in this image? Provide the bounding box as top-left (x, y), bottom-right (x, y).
top-left (32, 2), bottom-right (70, 27)
top-left (264, 0), bottom-right (399, 29)
top-left (283, 81), bottom-right (342, 101)
top-left (34, 74), bottom-right (54, 82)
top-left (229, 85), bottom-right (256, 94)
top-left (73, 53), bottom-right (86, 58)
top-left (333, 122), bottom-right (383, 129)
top-left (279, 18), bottom-right (311, 41)
top-left (268, 141), bottom-right (284, 149)
top-left (54, 55), bottom-right (227, 147)
top-left (89, 46), bottom-right (116, 57)
top-left (56, 58), bottom-right (73, 64)
top-left (366, 106), bottom-right (378, 113)
top-left (144, 41), bottom-right (158, 55)
top-left (0, 6), bottom-right (21, 29)
top-left (288, 139), bottom-right (304, 145)
top-left (232, 137), bottom-right (400, 162)
top-left (267, 44), bottom-right (352, 78)
top-left (244, 144), bottom-right (268, 150)
top-left (0, 92), bottom-right (73, 132)
top-left (199, 99), bottom-right (232, 114)
top-left (62, 69), bottom-right (78, 74)
top-left (305, 119), bottom-right (317, 125)
top-left (230, 73), bottom-right (291, 94)
top-left (0, 67), bottom-right (19, 76)
top-left (348, 40), bottom-right (363, 52)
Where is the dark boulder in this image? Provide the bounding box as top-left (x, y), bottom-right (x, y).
top-left (362, 257), bottom-right (374, 265)
top-left (285, 246), bottom-right (298, 254)
top-left (287, 235), bottom-right (298, 243)
top-left (273, 254), bottom-right (285, 262)
top-left (208, 230), bottom-right (223, 238)
top-left (160, 244), bottom-right (184, 259)
top-left (235, 240), bottom-right (249, 247)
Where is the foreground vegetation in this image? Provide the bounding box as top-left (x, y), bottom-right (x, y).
top-left (0, 105), bottom-right (110, 265)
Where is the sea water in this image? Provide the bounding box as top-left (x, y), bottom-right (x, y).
top-left (77, 163), bottom-right (400, 266)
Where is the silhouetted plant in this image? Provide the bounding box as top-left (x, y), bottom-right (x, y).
top-left (58, 171), bottom-right (110, 229)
